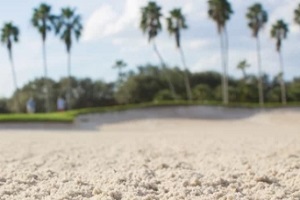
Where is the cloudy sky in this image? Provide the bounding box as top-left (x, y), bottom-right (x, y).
top-left (0, 0), bottom-right (299, 97)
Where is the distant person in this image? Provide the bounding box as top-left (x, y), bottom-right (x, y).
top-left (26, 97), bottom-right (36, 114)
top-left (57, 97), bottom-right (66, 111)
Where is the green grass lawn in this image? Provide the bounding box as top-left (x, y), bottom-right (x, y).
top-left (0, 113), bottom-right (74, 123)
top-left (0, 101), bottom-right (299, 123)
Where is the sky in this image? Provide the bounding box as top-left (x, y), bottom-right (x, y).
top-left (0, 0), bottom-right (300, 97)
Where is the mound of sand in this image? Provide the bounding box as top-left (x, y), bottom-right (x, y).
top-left (0, 107), bottom-right (300, 199)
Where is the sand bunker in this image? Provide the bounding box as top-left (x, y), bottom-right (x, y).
top-left (0, 106), bottom-right (300, 199)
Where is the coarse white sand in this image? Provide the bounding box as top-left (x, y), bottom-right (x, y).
top-left (0, 107), bottom-right (300, 200)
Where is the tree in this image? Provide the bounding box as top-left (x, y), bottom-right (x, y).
top-left (208, 0), bottom-right (233, 104)
top-left (166, 8), bottom-right (193, 101)
top-left (31, 3), bottom-right (56, 112)
top-left (140, 1), bottom-right (177, 100)
top-left (113, 60), bottom-right (127, 84)
top-left (246, 3), bottom-right (268, 107)
top-left (9, 78), bottom-right (56, 113)
top-left (0, 98), bottom-right (9, 113)
top-left (294, 4), bottom-right (300, 70)
top-left (236, 60), bottom-right (252, 102)
top-left (271, 20), bottom-right (288, 105)
top-left (1, 22), bottom-right (20, 111)
top-left (295, 4), bottom-right (300, 26)
top-left (56, 8), bottom-right (82, 110)
top-left (192, 84), bottom-right (215, 102)
top-left (237, 60), bottom-right (250, 79)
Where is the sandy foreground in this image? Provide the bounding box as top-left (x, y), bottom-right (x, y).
top-left (0, 107), bottom-right (300, 200)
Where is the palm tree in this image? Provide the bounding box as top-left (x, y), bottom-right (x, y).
top-left (246, 3), bottom-right (268, 107)
top-left (237, 60), bottom-right (250, 80)
top-left (1, 22), bottom-right (20, 110)
top-left (294, 4), bottom-right (300, 26)
top-left (271, 20), bottom-right (288, 105)
top-left (140, 1), bottom-right (177, 100)
top-left (56, 8), bottom-right (82, 110)
top-left (166, 8), bottom-right (192, 101)
top-left (208, 0), bottom-right (233, 104)
top-left (31, 3), bottom-right (56, 112)
top-left (113, 60), bottom-right (127, 84)
top-left (294, 4), bottom-right (300, 97)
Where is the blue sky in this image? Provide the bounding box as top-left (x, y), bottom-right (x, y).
top-left (0, 0), bottom-right (300, 97)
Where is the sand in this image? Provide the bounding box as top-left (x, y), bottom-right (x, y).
top-left (0, 106), bottom-right (300, 200)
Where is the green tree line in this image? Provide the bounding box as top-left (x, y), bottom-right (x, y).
top-left (1, 64), bottom-right (300, 113)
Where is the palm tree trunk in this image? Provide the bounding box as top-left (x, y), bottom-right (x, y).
top-left (179, 47), bottom-right (193, 101)
top-left (256, 35), bottom-right (264, 107)
top-left (278, 50), bottom-right (287, 105)
top-left (242, 69), bottom-right (246, 80)
top-left (8, 49), bottom-right (20, 112)
top-left (118, 68), bottom-right (121, 83)
top-left (223, 27), bottom-right (229, 104)
top-left (42, 40), bottom-right (50, 112)
top-left (67, 51), bottom-right (72, 110)
top-left (219, 31), bottom-right (227, 105)
top-left (153, 40), bottom-right (177, 100)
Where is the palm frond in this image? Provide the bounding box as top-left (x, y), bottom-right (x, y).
top-left (246, 3), bottom-right (268, 37)
top-left (167, 8), bottom-right (187, 48)
top-left (294, 4), bottom-right (300, 25)
top-left (1, 22), bottom-right (19, 52)
top-left (208, 0), bottom-right (233, 34)
top-left (271, 20), bottom-right (289, 52)
top-left (139, 1), bottom-right (162, 43)
top-left (31, 3), bottom-right (56, 41)
top-left (56, 7), bottom-right (82, 52)
top-left (237, 60), bottom-right (250, 70)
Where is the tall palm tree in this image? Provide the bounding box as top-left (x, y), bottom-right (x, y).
top-left (271, 20), bottom-right (288, 105)
top-left (294, 4), bottom-right (300, 26)
top-left (113, 60), bottom-right (127, 84)
top-left (31, 3), bottom-right (56, 112)
top-left (1, 22), bottom-right (20, 110)
top-left (237, 60), bottom-right (250, 80)
top-left (208, 0), bottom-right (233, 104)
top-left (56, 8), bottom-right (82, 110)
top-left (246, 3), bottom-right (268, 107)
top-left (166, 8), bottom-right (192, 101)
top-left (140, 1), bottom-right (177, 100)
top-left (294, 4), bottom-right (300, 96)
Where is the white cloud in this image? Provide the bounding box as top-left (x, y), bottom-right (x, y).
top-left (112, 37), bottom-right (147, 53)
top-left (186, 39), bottom-right (210, 50)
top-left (82, 5), bottom-right (119, 41)
top-left (82, 0), bottom-right (147, 41)
top-left (192, 54), bottom-right (220, 72)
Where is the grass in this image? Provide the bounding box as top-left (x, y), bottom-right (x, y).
top-left (0, 101), bottom-right (299, 123)
top-left (0, 113), bottom-right (74, 123)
